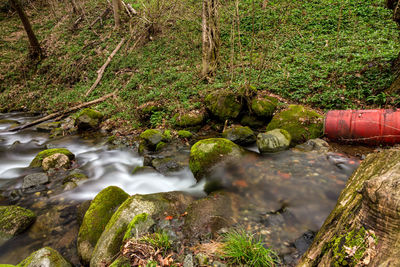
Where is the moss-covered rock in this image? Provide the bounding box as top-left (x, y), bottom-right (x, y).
top-left (240, 114), bottom-right (265, 128)
top-left (250, 95), bottom-right (278, 118)
top-left (173, 109), bottom-right (206, 127)
top-left (90, 192), bottom-right (193, 267)
top-left (0, 206), bottom-right (36, 245)
top-left (36, 122), bottom-right (61, 133)
top-left (62, 172), bottom-right (88, 184)
top-left (122, 213), bottom-right (154, 241)
top-left (266, 105), bottom-right (323, 145)
top-left (222, 125), bottom-right (256, 145)
top-left (189, 138), bottom-right (245, 180)
top-left (151, 157), bottom-right (182, 174)
top-left (109, 256), bottom-right (131, 267)
top-left (77, 186), bottom-right (129, 265)
top-left (17, 247), bottom-right (71, 267)
top-left (29, 148), bottom-right (75, 168)
top-left (74, 108), bottom-right (104, 130)
top-left (177, 130), bottom-right (193, 139)
top-left (205, 91), bottom-right (243, 120)
top-left (42, 153), bottom-right (70, 171)
top-left (184, 191), bottom-right (239, 240)
top-left (256, 129), bottom-right (291, 153)
top-left (139, 129), bottom-right (163, 150)
top-left (155, 141), bottom-right (167, 151)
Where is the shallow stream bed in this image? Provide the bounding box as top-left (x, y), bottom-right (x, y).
top-left (0, 113), bottom-right (360, 265)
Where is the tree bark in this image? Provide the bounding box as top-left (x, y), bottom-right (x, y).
top-left (112, 0), bottom-right (122, 29)
top-left (9, 0), bottom-right (42, 59)
top-left (201, 0), bottom-right (220, 78)
top-left (298, 149), bottom-right (400, 266)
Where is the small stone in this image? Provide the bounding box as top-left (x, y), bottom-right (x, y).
top-left (257, 129), bottom-right (291, 153)
top-left (183, 254), bottom-right (194, 267)
top-left (296, 138), bottom-right (330, 152)
top-left (22, 173), bottom-right (49, 189)
top-left (222, 125), bottom-right (256, 146)
top-left (42, 153), bottom-right (70, 171)
top-left (195, 253), bottom-right (209, 265)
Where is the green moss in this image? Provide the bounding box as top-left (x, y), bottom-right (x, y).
top-left (123, 213), bottom-right (150, 241)
top-left (329, 227), bottom-right (377, 267)
top-left (178, 130), bottom-right (193, 139)
top-left (155, 141), bottom-right (167, 151)
top-left (266, 105), bottom-right (323, 144)
top-left (162, 130), bottom-right (172, 141)
top-left (222, 126), bottom-right (255, 145)
top-left (29, 148), bottom-right (75, 168)
top-left (205, 91), bottom-right (243, 120)
top-left (0, 206), bottom-right (36, 237)
top-left (240, 115), bottom-right (265, 128)
top-left (0, 264), bottom-right (16, 267)
top-left (251, 95), bottom-right (278, 118)
top-left (17, 247), bottom-right (71, 267)
top-left (189, 138), bottom-right (243, 180)
top-left (109, 256), bottom-right (131, 267)
top-left (75, 108), bottom-right (103, 120)
top-left (140, 129), bottom-right (163, 149)
top-left (77, 186), bottom-right (129, 264)
top-left (279, 129), bottom-right (291, 141)
top-left (172, 111), bottom-right (205, 127)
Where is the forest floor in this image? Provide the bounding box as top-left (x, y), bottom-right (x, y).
top-left (1, 0), bottom-right (400, 130)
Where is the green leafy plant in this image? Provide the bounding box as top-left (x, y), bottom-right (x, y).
top-left (140, 230), bottom-right (172, 253)
top-left (221, 229), bottom-right (280, 267)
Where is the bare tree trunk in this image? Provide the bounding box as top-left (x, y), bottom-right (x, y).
top-left (201, 0), bottom-right (220, 78)
top-left (112, 0), bottom-right (122, 29)
top-left (9, 0), bottom-right (42, 59)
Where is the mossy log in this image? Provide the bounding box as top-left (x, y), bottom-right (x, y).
top-left (298, 149), bottom-right (400, 266)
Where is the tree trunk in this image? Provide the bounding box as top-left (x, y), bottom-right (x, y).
top-left (112, 0), bottom-right (122, 29)
top-left (201, 0), bottom-right (220, 78)
top-left (298, 149), bottom-right (400, 266)
top-left (9, 0), bottom-right (42, 59)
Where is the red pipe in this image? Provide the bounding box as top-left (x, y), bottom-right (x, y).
top-left (324, 109), bottom-right (400, 144)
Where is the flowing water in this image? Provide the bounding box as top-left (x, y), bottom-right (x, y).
top-left (0, 113), bottom-right (360, 265)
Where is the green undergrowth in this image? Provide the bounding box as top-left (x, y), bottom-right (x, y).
top-left (1, 0), bottom-right (399, 127)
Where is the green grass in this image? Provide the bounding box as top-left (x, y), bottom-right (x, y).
top-left (221, 229), bottom-right (280, 267)
top-left (1, 0), bottom-right (399, 125)
top-left (140, 230), bottom-right (172, 253)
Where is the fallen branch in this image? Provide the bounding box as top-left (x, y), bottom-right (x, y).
top-left (90, 7), bottom-right (111, 27)
top-left (85, 37), bottom-right (126, 97)
top-left (10, 91), bottom-right (117, 132)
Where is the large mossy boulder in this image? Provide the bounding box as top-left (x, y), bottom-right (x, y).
top-left (250, 95), bottom-right (278, 118)
top-left (74, 108), bottom-right (104, 130)
top-left (205, 91), bottom-right (243, 121)
top-left (256, 129), bottom-right (291, 153)
top-left (18, 247), bottom-right (71, 267)
top-left (298, 149), bottom-right (400, 266)
top-left (0, 205), bottom-right (36, 245)
top-left (90, 192), bottom-right (193, 267)
top-left (77, 186), bottom-right (129, 265)
top-left (173, 109), bottom-right (206, 127)
top-left (29, 148), bottom-right (75, 168)
top-left (184, 191), bottom-right (239, 240)
top-left (189, 138), bottom-right (245, 180)
top-left (266, 105), bottom-right (323, 145)
top-left (222, 125), bottom-right (256, 146)
top-left (42, 153), bottom-right (70, 171)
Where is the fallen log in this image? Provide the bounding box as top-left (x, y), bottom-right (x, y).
top-left (85, 37), bottom-right (126, 97)
top-left (10, 91), bottom-right (117, 132)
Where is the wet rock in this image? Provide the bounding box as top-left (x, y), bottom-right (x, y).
top-left (250, 95), bottom-right (278, 118)
top-left (266, 105), bottom-right (323, 145)
top-left (222, 125), bottom-right (256, 146)
top-left (36, 122), bottom-right (61, 133)
top-left (42, 153), bottom-right (70, 171)
top-left (22, 173), bottom-right (49, 189)
top-left (189, 138), bottom-right (245, 181)
top-left (240, 114), bottom-right (265, 128)
top-left (122, 213), bottom-right (155, 241)
top-left (139, 129), bottom-right (163, 151)
top-left (17, 247), bottom-right (71, 267)
top-left (78, 186), bottom-right (129, 266)
top-left (298, 149), bottom-right (400, 266)
top-left (184, 192), bottom-right (238, 240)
top-left (62, 172), bottom-right (88, 184)
top-left (295, 138), bottom-right (330, 152)
top-left (29, 148), bottom-right (75, 168)
top-left (0, 205), bottom-right (36, 245)
top-left (205, 91), bottom-right (243, 121)
top-left (91, 192), bottom-right (193, 267)
top-left (76, 200), bottom-right (92, 226)
top-left (131, 166), bottom-right (156, 175)
top-left (294, 230), bottom-right (315, 255)
top-left (173, 109), bottom-right (206, 127)
top-left (178, 130), bottom-right (193, 139)
top-left (74, 108), bottom-right (104, 130)
top-left (109, 256), bottom-right (131, 267)
top-left (151, 157), bottom-right (182, 174)
top-left (257, 129), bottom-right (291, 153)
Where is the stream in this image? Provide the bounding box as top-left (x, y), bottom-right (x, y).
top-left (0, 113), bottom-right (360, 265)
